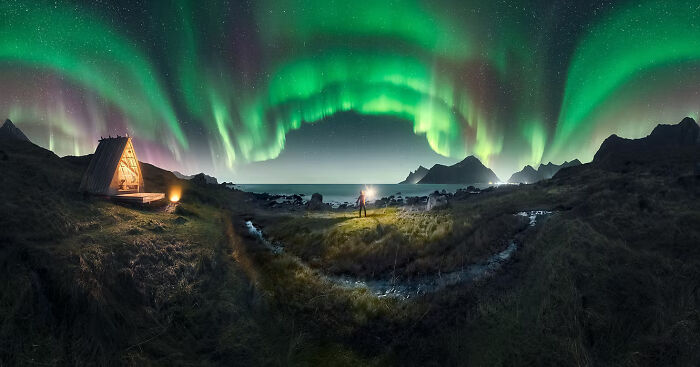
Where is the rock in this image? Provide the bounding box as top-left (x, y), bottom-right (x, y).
top-left (427, 192), bottom-right (449, 210)
top-left (454, 187), bottom-right (480, 200)
top-left (174, 216), bottom-right (188, 225)
top-left (253, 192), bottom-right (272, 200)
top-left (306, 193), bottom-right (324, 210)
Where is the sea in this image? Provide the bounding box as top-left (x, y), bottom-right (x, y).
top-left (233, 183), bottom-right (492, 204)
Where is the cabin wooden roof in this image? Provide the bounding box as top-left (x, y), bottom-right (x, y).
top-left (79, 136), bottom-right (143, 195)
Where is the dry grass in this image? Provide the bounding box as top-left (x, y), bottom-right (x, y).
top-left (254, 205), bottom-right (529, 279)
top-left (3, 139), bottom-right (700, 366)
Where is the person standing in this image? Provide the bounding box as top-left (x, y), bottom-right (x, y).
top-left (356, 190), bottom-right (367, 218)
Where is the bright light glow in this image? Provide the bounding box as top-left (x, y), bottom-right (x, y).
top-left (169, 186), bottom-right (182, 202)
top-left (364, 186), bottom-right (376, 199)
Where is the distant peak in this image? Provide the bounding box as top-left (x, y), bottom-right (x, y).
top-left (455, 155), bottom-right (481, 166)
top-left (0, 118), bottom-right (30, 142)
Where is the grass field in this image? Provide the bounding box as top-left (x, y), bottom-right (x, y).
top-left (2, 138), bottom-right (700, 366)
top-left (253, 203), bottom-right (534, 279)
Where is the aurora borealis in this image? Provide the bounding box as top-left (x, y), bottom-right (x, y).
top-left (2, 0), bottom-right (700, 182)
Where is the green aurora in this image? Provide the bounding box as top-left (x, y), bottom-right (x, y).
top-left (551, 0), bottom-right (700, 162)
top-left (1, 0), bottom-right (700, 181)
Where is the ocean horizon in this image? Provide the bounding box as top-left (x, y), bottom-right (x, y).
top-left (233, 183), bottom-right (492, 204)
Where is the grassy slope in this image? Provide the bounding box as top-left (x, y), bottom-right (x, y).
top-left (390, 165), bottom-right (700, 366)
top-left (241, 159), bottom-right (700, 366)
top-left (0, 140), bottom-right (327, 365)
top-left (254, 204), bottom-right (530, 279)
top-left (2, 138), bottom-right (699, 366)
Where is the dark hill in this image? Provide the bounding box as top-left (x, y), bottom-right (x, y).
top-left (398, 165), bottom-right (429, 184)
top-left (418, 156), bottom-right (500, 184)
top-left (0, 140), bottom-right (184, 243)
top-left (593, 117), bottom-right (700, 174)
top-left (0, 119), bottom-right (30, 142)
top-left (508, 165), bottom-right (539, 184)
top-left (509, 159), bottom-right (582, 184)
top-left (173, 171), bottom-right (218, 184)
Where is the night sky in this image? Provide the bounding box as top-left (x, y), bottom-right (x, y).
top-left (2, 0), bottom-right (700, 183)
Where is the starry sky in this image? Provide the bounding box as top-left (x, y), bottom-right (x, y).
top-left (2, 0), bottom-right (700, 183)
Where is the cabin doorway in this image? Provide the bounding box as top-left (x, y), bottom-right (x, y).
top-left (117, 144), bottom-right (140, 192)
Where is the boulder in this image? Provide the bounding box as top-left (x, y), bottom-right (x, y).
top-left (306, 193), bottom-right (324, 210)
top-left (427, 192), bottom-right (449, 210)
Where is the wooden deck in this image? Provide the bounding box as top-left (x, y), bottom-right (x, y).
top-left (112, 192), bottom-right (165, 204)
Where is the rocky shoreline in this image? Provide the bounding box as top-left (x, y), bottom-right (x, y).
top-left (238, 185), bottom-right (498, 211)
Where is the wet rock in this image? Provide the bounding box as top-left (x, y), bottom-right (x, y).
top-left (454, 186), bottom-right (480, 200)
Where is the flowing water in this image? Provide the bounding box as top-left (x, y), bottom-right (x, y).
top-left (245, 210), bottom-right (552, 299)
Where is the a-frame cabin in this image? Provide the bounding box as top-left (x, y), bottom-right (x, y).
top-left (80, 136), bottom-right (164, 203)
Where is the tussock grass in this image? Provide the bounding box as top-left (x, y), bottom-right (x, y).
top-left (4, 139), bottom-right (700, 366)
top-left (256, 206), bottom-right (529, 279)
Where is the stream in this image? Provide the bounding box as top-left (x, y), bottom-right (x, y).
top-left (245, 210), bottom-right (552, 299)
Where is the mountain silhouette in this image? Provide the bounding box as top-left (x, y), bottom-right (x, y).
top-left (418, 156), bottom-right (500, 184)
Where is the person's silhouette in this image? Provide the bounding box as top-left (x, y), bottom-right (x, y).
top-left (356, 190), bottom-right (367, 218)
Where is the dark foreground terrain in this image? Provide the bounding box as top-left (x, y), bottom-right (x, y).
top-left (1, 118), bottom-right (699, 366)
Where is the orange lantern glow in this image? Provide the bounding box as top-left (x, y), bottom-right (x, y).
top-left (169, 186), bottom-right (182, 203)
